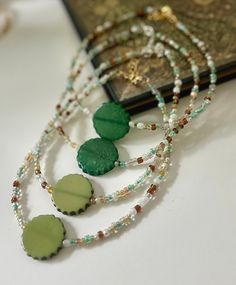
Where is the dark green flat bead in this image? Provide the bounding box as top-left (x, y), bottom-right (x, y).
top-left (22, 215), bottom-right (65, 260)
top-left (52, 174), bottom-right (93, 215)
top-left (93, 102), bottom-right (130, 141)
top-left (77, 138), bottom-right (118, 176)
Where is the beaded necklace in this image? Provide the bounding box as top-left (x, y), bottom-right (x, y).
top-left (11, 6), bottom-right (217, 260)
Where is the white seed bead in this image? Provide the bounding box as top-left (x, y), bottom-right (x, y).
top-left (191, 92), bottom-right (197, 99)
top-left (138, 196), bottom-right (150, 207)
top-left (54, 120), bottom-right (61, 128)
top-left (82, 107), bottom-right (90, 115)
top-left (63, 240), bottom-right (72, 247)
top-left (137, 122), bottom-right (145, 129)
top-left (131, 25), bottom-right (139, 33)
top-left (96, 25), bottom-right (103, 33)
top-left (94, 234), bottom-right (100, 241)
top-left (173, 86), bottom-right (180, 94)
top-left (143, 25), bottom-right (154, 37)
top-left (112, 194), bottom-right (118, 202)
top-left (146, 193), bottom-right (153, 199)
top-left (129, 121), bottom-right (135, 128)
top-left (104, 21), bottom-right (112, 29)
top-left (129, 208), bottom-right (137, 217)
top-left (163, 115), bottom-right (169, 123)
top-left (99, 62), bottom-right (107, 70)
top-left (104, 230), bottom-right (110, 237)
top-left (175, 79), bottom-right (182, 87)
top-left (153, 177), bottom-right (161, 184)
top-left (154, 43), bottom-right (164, 57)
top-left (146, 6), bottom-right (154, 13)
top-left (164, 49), bottom-right (171, 56)
top-left (170, 113), bottom-right (177, 120)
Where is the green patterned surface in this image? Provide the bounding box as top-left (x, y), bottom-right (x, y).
top-left (93, 102), bottom-right (130, 141)
top-left (77, 138), bottom-right (119, 176)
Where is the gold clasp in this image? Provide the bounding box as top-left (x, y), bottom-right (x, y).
top-left (116, 59), bottom-right (144, 85)
top-left (148, 6), bottom-right (178, 24)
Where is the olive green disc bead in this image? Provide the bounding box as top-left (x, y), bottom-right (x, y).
top-left (52, 174), bottom-right (93, 215)
top-left (93, 102), bottom-right (130, 141)
top-left (77, 138), bottom-right (119, 176)
top-left (22, 215), bottom-right (65, 260)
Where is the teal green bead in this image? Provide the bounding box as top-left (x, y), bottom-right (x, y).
top-left (77, 138), bottom-right (119, 176)
top-left (84, 235), bottom-right (93, 244)
top-left (93, 102), bottom-right (130, 141)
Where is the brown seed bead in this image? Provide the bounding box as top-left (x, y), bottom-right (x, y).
top-left (97, 231), bottom-right (105, 239)
top-left (137, 157), bottom-right (144, 164)
top-left (149, 165), bottom-right (155, 172)
top-left (151, 124), bottom-right (157, 130)
top-left (178, 121), bottom-right (184, 129)
top-left (185, 108), bottom-right (191, 115)
top-left (56, 104), bottom-right (61, 111)
top-left (66, 111), bottom-right (70, 116)
top-left (137, 10), bottom-right (145, 17)
top-left (91, 32), bottom-right (98, 41)
top-left (166, 136), bottom-right (172, 143)
top-left (204, 96), bottom-right (211, 101)
top-left (147, 184), bottom-right (157, 195)
top-left (11, 196), bottom-right (18, 203)
top-left (173, 98), bottom-right (179, 104)
top-left (110, 58), bottom-right (116, 65)
top-left (182, 118), bottom-right (188, 125)
top-left (90, 197), bottom-right (96, 205)
top-left (173, 128), bottom-right (179, 134)
top-left (160, 142), bottom-right (165, 150)
top-left (57, 126), bottom-right (65, 135)
top-left (13, 180), bottom-right (20, 188)
top-left (41, 181), bottom-right (48, 189)
top-left (156, 152), bottom-right (162, 158)
top-left (35, 169), bottom-right (41, 175)
top-left (134, 205), bottom-right (142, 213)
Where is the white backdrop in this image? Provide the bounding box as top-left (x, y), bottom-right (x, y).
top-left (0, 1), bottom-right (235, 285)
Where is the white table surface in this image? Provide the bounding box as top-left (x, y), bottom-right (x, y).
top-left (0, 1), bottom-right (236, 285)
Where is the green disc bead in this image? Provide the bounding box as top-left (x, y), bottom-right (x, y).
top-left (52, 174), bottom-right (93, 215)
top-left (93, 102), bottom-right (130, 141)
top-left (22, 215), bottom-right (65, 260)
top-left (77, 138), bottom-right (119, 176)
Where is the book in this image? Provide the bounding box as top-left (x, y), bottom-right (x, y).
top-left (62, 0), bottom-right (236, 114)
